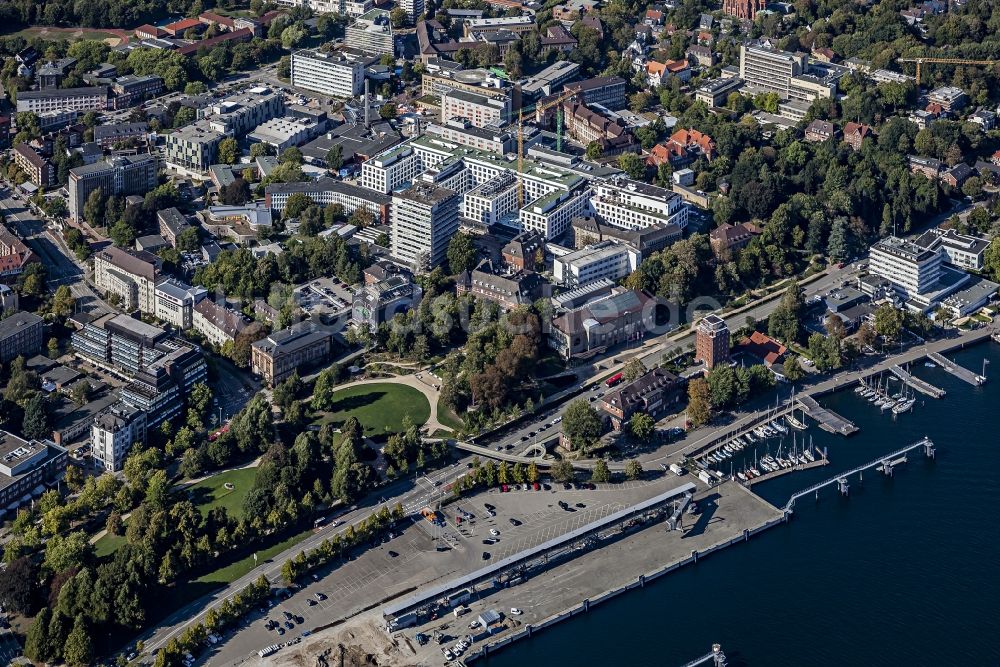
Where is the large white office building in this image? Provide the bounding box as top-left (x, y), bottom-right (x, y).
top-left (553, 240), bottom-right (639, 287)
top-left (362, 134), bottom-right (597, 238)
top-left (290, 49), bottom-right (366, 98)
top-left (869, 236), bottom-right (943, 297)
top-left (345, 9), bottom-right (396, 56)
top-left (590, 177), bottom-right (689, 232)
top-left (738, 41), bottom-right (844, 118)
top-left (391, 182), bottom-right (459, 270)
top-left (440, 89), bottom-right (511, 128)
top-left (274, 0), bottom-right (372, 16)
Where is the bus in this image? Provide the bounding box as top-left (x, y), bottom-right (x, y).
top-left (605, 372), bottom-right (624, 387)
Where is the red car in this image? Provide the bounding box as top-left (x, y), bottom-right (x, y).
top-left (532, 482), bottom-right (540, 490)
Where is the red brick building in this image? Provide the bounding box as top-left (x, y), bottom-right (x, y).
top-left (695, 314), bottom-right (730, 369)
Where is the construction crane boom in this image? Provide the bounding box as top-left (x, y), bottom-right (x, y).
top-left (516, 89), bottom-right (578, 207)
top-left (896, 57), bottom-right (1000, 86)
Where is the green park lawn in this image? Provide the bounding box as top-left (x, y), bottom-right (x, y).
top-left (185, 466), bottom-right (259, 518)
top-left (93, 467), bottom-right (259, 559)
top-left (315, 383), bottom-right (430, 436)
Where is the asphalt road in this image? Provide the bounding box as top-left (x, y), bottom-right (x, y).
top-left (483, 261), bottom-right (864, 455)
top-left (0, 187), bottom-right (112, 316)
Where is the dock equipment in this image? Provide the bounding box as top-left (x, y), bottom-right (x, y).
top-left (926, 352), bottom-right (985, 386)
top-left (665, 491), bottom-right (694, 531)
top-left (784, 437), bottom-right (935, 513)
top-left (795, 395), bottom-right (858, 436)
top-left (889, 365), bottom-right (946, 398)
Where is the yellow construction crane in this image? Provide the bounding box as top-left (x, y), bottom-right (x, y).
top-left (897, 57), bottom-right (1000, 86)
top-left (516, 89), bottom-right (578, 206)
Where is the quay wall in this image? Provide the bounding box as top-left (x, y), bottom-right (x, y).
top-left (463, 513), bottom-right (787, 664)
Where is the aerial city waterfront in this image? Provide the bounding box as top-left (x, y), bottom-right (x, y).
top-left (0, 0), bottom-right (999, 664)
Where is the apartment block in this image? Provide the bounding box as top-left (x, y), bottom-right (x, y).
top-left (739, 41), bottom-right (843, 114)
top-left (12, 143), bottom-right (55, 187)
top-left (91, 404), bottom-right (147, 472)
top-left (0, 431), bottom-right (67, 513)
top-left (193, 299), bottom-right (253, 346)
top-left (553, 240), bottom-right (639, 287)
top-left (68, 155), bottom-right (158, 222)
top-left (265, 177), bottom-right (391, 224)
top-left (291, 49), bottom-right (366, 98)
top-left (564, 76), bottom-right (627, 110)
top-left (154, 278), bottom-right (207, 329)
top-left (869, 236), bottom-right (943, 297)
top-left (0, 311), bottom-right (44, 362)
top-left (16, 86), bottom-right (107, 113)
top-left (590, 177), bottom-right (689, 232)
top-left (440, 89), bottom-right (511, 128)
top-left (92, 247), bottom-right (161, 313)
top-left (346, 10), bottom-right (396, 57)
top-left (391, 182), bottom-right (460, 270)
top-left (695, 313), bottom-right (730, 369)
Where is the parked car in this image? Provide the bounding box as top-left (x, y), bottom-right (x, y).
top-left (510, 607), bottom-right (522, 616)
top-left (490, 528), bottom-right (500, 537)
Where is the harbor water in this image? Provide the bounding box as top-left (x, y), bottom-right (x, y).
top-left (482, 341), bottom-right (1000, 666)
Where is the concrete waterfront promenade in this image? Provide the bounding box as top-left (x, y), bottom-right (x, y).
top-left (394, 482), bottom-right (781, 666)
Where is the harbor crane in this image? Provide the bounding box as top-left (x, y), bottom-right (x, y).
top-left (516, 88), bottom-right (579, 206)
top-left (896, 57), bottom-right (1000, 86)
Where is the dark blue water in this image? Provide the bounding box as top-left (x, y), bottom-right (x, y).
top-left (485, 342), bottom-right (1000, 667)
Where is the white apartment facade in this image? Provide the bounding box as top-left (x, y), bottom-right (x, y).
top-left (739, 42), bottom-right (837, 106)
top-left (275, 0), bottom-right (372, 16)
top-left (92, 404), bottom-right (147, 472)
top-left (154, 279), bottom-right (207, 329)
top-left (290, 49), bottom-right (365, 98)
top-left (520, 187), bottom-right (592, 239)
top-left (463, 173), bottom-right (519, 227)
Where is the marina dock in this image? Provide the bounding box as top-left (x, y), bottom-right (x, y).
top-left (795, 395), bottom-right (858, 435)
top-left (746, 456), bottom-right (829, 486)
top-left (889, 365), bottom-right (946, 398)
top-left (784, 437), bottom-right (935, 513)
top-left (926, 351), bottom-right (986, 386)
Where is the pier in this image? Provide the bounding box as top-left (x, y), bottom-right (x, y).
top-left (889, 365), bottom-right (946, 398)
top-left (795, 395), bottom-right (858, 435)
top-left (745, 456), bottom-right (829, 486)
top-left (784, 437), bottom-right (935, 513)
top-left (678, 644), bottom-right (727, 667)
top-left (926, 351), bottom-right (986, 386)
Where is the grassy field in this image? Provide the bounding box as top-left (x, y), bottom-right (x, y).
top-left (315, 383), bottom-right (430, 436)
top-left (192, 527), bottom-right (312, 587)
top-left (185, 466), bottom-right (259, 519)
top-left (93, 532), bottom-right (125, 558)
top-left (4, 27), bottom-right (125, 43)
top-left (93, 467), bottom-right (259, 559)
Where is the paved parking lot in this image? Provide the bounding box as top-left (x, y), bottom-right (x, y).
top-left (205, 476), bottom-right (675, 665)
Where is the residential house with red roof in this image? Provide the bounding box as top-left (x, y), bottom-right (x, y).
top-left (667, 128), bottom-right (716, 161)
top-left (842, 122), bottom-right (872, 151)
top-left (737, 331), bottom-right (789, 376)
